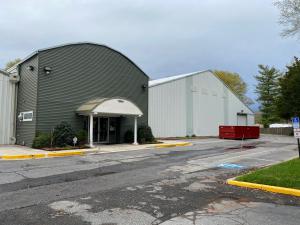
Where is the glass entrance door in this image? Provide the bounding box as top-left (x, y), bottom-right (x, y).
top-left (99, 117), bottom-right (109, 143)
top-left (93, 117), bottom-right (109, 143)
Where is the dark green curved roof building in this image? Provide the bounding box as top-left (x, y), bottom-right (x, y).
top-left (15, 42), bottom-right (149, 146)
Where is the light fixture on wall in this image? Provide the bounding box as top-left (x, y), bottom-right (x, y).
top-left (142, 83), bottom-right (147, 90)
top-left (18, 113), bottom-right (23, 122)
top-left (44, 66), bottom-right (52, 74)
top-left (27, 65), bottom-right (34, 71)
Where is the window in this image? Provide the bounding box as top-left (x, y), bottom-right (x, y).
top-left (22, 111), bottom-right (33, 121)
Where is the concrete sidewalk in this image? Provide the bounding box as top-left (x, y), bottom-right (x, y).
top-left (0, 140), bottom-right (191, 160)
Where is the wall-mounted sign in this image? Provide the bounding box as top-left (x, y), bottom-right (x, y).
top-left (292, 117), bottom-right (299, 129)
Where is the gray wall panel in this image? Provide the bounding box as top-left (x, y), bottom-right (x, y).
top-left (16, 56), bottom-right (39, 146)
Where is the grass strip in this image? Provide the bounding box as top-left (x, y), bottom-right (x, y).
top-left (236, 158), bottom-right (300, 190)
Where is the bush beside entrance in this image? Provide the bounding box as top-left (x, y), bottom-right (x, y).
top-left (32, 122), bottom-right (88, 149)
top-left (124, 125), bottom-right (156, 144)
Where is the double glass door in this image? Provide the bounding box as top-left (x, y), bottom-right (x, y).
top-left (93, 117), bottom-right (109, 143)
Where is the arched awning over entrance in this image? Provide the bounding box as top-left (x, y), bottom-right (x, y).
top-left (76, 98), bottom-right (143, 116)
top-left (76, 98), bottom-right (142, 147)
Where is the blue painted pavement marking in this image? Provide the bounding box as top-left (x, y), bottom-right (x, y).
top-left (218, 163), bottom-right (245, 169)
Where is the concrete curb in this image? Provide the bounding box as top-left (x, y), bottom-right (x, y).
top-left (1, 150), bottom-right (86, 160)
top-left (227, 179), bottom-right (300, 197)
top-left (155, 142), bottom-right (192, 148)
top-left (0, 142), bottom-right (192, 160)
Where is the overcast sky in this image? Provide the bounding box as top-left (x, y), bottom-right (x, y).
top-left (1, 0), bottom-right (299, 110)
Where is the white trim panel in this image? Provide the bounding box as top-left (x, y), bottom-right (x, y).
top-left (93, 98), bottom-right (143, 116)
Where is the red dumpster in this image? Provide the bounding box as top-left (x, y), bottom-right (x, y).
top-left (219, 126), bottom-right (260, 139)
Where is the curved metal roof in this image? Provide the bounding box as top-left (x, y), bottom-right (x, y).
top-left (7, 42), bottom-right (149, 78)
top-left (76, 97), bottom-right (143, 116)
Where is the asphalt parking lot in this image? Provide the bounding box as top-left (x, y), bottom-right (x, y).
top-left (0, 135), bottom-right (299, 225)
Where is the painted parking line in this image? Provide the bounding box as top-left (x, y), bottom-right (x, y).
top-left (218, 163), bottom-right (245, 169)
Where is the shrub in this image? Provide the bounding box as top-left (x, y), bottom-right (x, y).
top-left (52, 121), bottom-right (75, 147)
top-left (32, 133), bottom-right (51, 149)
top-left (124, 125), bottom-right (155, 144)
top-left (124, 130), bottom-right (134, 143)
top-left (138, 125), bottom-right (155, 144)
top-left (76, 129), bottom-right (88, 145)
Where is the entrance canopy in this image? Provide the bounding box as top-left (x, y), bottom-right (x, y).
top-left (76, 98), bottom-right (143, 116)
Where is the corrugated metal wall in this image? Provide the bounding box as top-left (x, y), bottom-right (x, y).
top-left (15, 44), bottom-right (148, 146)
top-left (149, 78), bottom-right (186, 137)
top-left (16, 56), bottom-right (39, 146)
top-left (149, 71), bottom-right (254, 137)
top-left (16, 44), bottom-right (149, 146)
top-left (192, 71), bottom-right (228, 136)
top-left (0, 71), bottom-right (16, 144)
top-left (36, 44), bottom-right (148, 143)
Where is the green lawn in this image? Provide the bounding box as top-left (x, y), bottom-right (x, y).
top-left (236, 158), bottom-right (300, 189)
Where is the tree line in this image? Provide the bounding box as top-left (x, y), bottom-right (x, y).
top-left (254, 0), bottom-right (300, 127)
top-left (255, 58), bottom-right (300, 127)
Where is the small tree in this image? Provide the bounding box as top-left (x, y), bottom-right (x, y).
top-left (255, 65), bottom-right (281, 127)
top-left (277, 57), bottom-right (300, 119)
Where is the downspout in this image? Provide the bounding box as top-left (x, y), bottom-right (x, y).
top-left (11, 65), bottom-right (19, 144)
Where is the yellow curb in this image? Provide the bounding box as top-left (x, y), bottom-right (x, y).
top-left (0, 150), bottom-right (86, 160)
top-left (1, 154), bottom-right (46, 160)
top-left (47, 151), bottom-right (85, 157)
top-left (227, 179), bottom-right (300, 197)
top-left (155, 142), bottom-right (192, 148)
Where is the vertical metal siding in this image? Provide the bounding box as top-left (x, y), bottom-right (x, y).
top-left (192, 71), bottom-right (225, 136)
top-left (16, 56), bottom-right (39, 146)
top-left (227, 89), bottom-right (253, 126)
top-left (149, 79), bottom-right (186, 137)
top-left (0, 72), bottom-right (16, 144)
top-left (36, 44), bottom-right (148, 141)
top-left (149, 71), bottom-right (254, 137)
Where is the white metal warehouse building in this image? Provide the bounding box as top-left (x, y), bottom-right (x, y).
top-left (0, 69), bottom-right (18, 144)
top-left (149, 70), bottom-right (255, 138)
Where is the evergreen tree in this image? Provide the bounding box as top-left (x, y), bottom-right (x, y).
top-left (277, 57), bottom-right (300, 119)
top-left (255, 65), bottom-right (281, 127)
